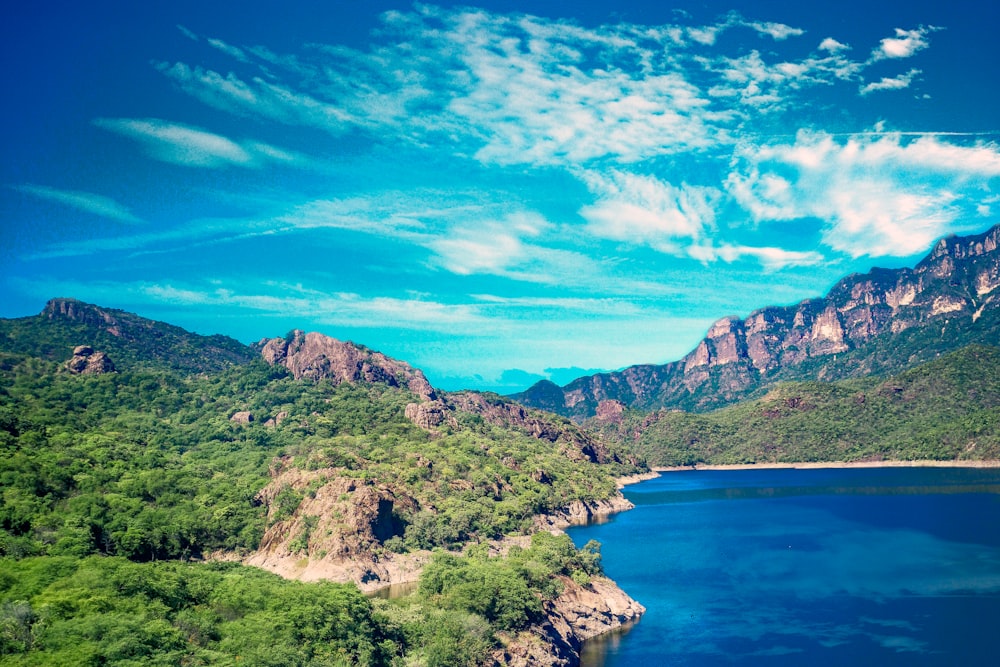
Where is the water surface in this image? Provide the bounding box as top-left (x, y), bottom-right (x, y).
top-left (568, 467), bottom-right (1000, 666)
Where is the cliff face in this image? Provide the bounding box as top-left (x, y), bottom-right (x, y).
top-left (514, 224), bottom-right (1000, 419)
top-left (495, 576), bottom-right (645, 667)
top-left (257, 330), bottom-right (437, 401)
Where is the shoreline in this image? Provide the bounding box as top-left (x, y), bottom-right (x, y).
top-left (653, 459), bottom-right (1000, 472)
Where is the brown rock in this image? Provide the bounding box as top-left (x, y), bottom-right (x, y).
top-left (404, 401), bottom-right (455, 430)
top-left (230, 411), bottom-right (254, 424)
top-left (66, 346), bottom-right (116, 374)
top-left (258, 330), bottom-right (436, 400)
top-left (595, 400), bottom-right (626, 423)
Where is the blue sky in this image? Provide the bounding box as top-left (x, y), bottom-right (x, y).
top-left (3, 1), bottom-right (999, 392)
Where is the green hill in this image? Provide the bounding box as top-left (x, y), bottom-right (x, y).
top-left (591, 344), bottom-right (1000, 466)
top-left (0, 302), bottom-right (641, 666)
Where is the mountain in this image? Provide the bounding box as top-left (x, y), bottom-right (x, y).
top-left (0, 297), bottom-right (255, 373)
top-left (590, 344), bottom-right (1000, 466)
top-left (0, 301), bottom-right (644, 666)
top-left (513, 224), bottom-right (1000, 420)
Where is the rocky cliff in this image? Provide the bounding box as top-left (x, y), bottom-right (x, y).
top-left (495, 575), bottom-right (645, 667)
top-left (257, 330), bottom-right (437, 401)
top-left (513, 224), bottom-right (1000, 419)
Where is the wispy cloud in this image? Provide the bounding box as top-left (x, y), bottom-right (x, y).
top-left (13, 184), bottom-right (143, 224)
top-left (727, 130), bottom-right (1000, 257)
top-left (93, 117), bottom-right (304, 168)
top-left (578, 169), bottom-right (718, 254)
top-left (860, 68), bottom-right (922, 95)
top-left (872, 26), bottom-right (939, 60)
top-left (157, 6), bottom-right (925, 169)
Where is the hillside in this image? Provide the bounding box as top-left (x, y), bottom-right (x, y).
top-left (0, 302), bottom-right (644, 666)
top-left (588, 344), bottom-right (1000, 467)
top-left (514, 224), bottom-right (1000, 420)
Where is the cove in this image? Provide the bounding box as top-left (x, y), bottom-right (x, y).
top-left (567, 466), bottom-right (1000, 666)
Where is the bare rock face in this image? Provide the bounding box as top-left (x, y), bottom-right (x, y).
top-left (404, 400), bottom-right (456, 430)
top-left (230, 411), bottom-right (254, 424)
top-left (594, 400), bottom-right (626, 424)
top-left (258, 330), bottom-right (436, 400)
top-left (515, 224), bottom-right (1000, 419)
top-left (494, 575), bottom-right (645, 667)
top-left (245, 465), bottom-right (424, 590)
top-left (66, 345), bottom-right (116, 374)
top-left (264, 411), bottom-right (288, 427)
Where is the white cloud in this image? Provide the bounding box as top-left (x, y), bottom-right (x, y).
top-left (819, 37), bottom-right (849, 53)
top-left (578, 169), bottom-right (718, 253)
top-left (155, 6), bottom-right (938, 172)
top-left (727, 131), bottom-right (1000, 257)
top-left (686, 242), bottom-right (824, 269)
top-left (13, 184), bottom-right (143, 224)
top-left (93, 118), bottom-right (304, 168)
top-left (872, 26), bottom-right (937, 60)
top-left (860, 68), bottom-right (921, 95)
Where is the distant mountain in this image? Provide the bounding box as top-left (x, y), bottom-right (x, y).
top-left (0, 297), bottom-right (255, 373)
top-left (513, 224), bottom-right (1000, 420)
top-left (591, 344), bottom-right (1000, 466)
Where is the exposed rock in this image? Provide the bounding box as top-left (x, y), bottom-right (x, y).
top-left (404, 400), bottom-right (456, 430)
top-left (66, 346), bottom-right (116, 374)
top-left (448, 392), bottom-right (617, 464)
top-left (515, 224), bottom-right (1000, 419)
top-left (263, 411), bottom-right (288, 427)
top-left (494, 576), bottom-right (645, 667)
top-left (594, 400), bottom-right (626, 424)
top-left (533, 494), bottom-right (635, 531)
top-left (230, 411), bottom-right (254, 424)
top-left (42, 298), bottom-right (254, 372)
top-left (257, 330), bottom-right (436, 400)
top-left (244, 465), bottom-right (423, 591)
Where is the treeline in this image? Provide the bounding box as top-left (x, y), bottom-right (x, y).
top-left (593, 344), bottom-right (1000, 466)
top-left (0, 352), bottom-right (630, 561)
top-left (0, 333), bottom-right (633, 665)
top-left (0, 532), bottom-right (600, 666)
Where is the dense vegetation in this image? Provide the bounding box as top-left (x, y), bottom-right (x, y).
top-left (593, 345), bottom-right (1000, 466)
top-left (0, 532), bottom-right (600, 666)
top-left (0, 305), bottom-right (635, 665)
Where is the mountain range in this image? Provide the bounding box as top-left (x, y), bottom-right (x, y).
top-left (513, 224), bottom-right (1000, 420)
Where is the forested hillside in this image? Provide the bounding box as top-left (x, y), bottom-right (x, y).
top-left (0, 303), bottom-right (642, 666)
top-left (590, 345), bottom-right (1000, 466)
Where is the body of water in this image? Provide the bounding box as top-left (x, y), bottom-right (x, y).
top-left (567, 467), bottom-right (1000, 666)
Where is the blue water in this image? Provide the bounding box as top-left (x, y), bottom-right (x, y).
top-left (567, 467), bottom-right (1000, 666)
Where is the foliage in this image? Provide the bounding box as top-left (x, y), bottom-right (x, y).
top-left (0, 556), bottom-right (396, 666)
top-left (0, 302), bottom-right (637, 664)
top-left (598, 344), bottom-right (1000, 466)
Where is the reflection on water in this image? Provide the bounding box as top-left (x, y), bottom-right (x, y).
top-left (368, 580), bottom-right (419, 599)
top-left (578, 619), bottom-right (640, 667)
top-left (630, 482), bottom-right (1000, 505)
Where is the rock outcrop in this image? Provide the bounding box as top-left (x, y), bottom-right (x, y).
top-left (257, 330), bottom-right (436, 400)
top-left (514, 224), bottom-right (1000, 419)
top-left (66, 345), bottom-right (116, 374)
top-left (495, 576), bottom-right (645, 667)
top-left (402, 390), bottom-right (626, 465)
top-left (38, 298), bottom-right (254, 372)
top-left (243, 464), bottom-right (426, 591)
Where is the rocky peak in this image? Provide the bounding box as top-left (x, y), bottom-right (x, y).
top-left (258, 330), bottom-right (436, 401)
top-left (46, 298), bottom-right (124, 337)
top-left (514, 223), bottom-right (1000, 419)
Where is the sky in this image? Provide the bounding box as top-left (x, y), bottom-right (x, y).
top-left (3, 0), bottom-right (999, 392)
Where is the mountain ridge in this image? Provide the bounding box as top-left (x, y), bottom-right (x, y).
top-left (512, 224), bottom-right (1000, 420)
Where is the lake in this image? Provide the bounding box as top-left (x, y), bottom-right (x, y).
top-left (566, 466), bottom-right (1000, 666)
